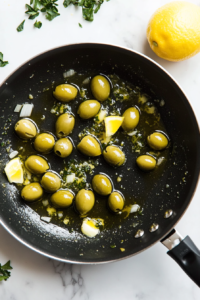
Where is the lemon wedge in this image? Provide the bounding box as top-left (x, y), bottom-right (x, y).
top-left (4, 157), bottom-right (23, 184)
top-left (104, 116), bottom-right (124, 137)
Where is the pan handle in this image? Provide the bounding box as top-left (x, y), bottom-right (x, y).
top-left (161, 229), bottom-right (200, 287)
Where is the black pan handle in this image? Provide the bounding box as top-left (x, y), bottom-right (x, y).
top-left (161, 229), bottom-right (200, 287)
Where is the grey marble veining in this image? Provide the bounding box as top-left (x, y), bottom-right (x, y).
top-left (1, 0), bottom-right (200, 299)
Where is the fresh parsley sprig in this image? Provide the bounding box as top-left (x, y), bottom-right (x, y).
top-left (0, 52), bottom-right (9, 67)
top-left (0, 260), bottom-right (13, 281)
top-left (18, 0), bottom-right (109, 31)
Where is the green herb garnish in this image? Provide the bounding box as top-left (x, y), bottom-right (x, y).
top-left (17, 20), bottom-right (25, 32)
top-left (63, 0), bottom-right (107, 22)
top-left (25, 4), bottom-right (39, 19)
top-left (34, 20), bottom-right (42, 28)
top-left (0, 53), bottom-right (8, 68)
top-left (0, 260), bottom-right (13, 281)
top-left (79, 23), bottom-right (82, 28)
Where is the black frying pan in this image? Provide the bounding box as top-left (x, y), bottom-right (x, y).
top-left (0, 43), bottom-right (200, 286)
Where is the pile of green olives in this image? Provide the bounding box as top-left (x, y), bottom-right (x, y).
top-left (136, 131), bottom-right (169, 171)
top-left (11, 71), bottom-right (170, 236)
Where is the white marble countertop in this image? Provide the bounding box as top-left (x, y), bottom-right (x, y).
top-left (0, 0), bottom-right (200, 298)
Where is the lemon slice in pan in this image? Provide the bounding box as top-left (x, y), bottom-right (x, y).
top-left (4, 157), bottom-right (23, 184)
top-left (104, 116), bottom-right (124, 137)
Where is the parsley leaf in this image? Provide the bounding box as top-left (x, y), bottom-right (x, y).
top-left (79, 23), bottom-right (82, 27)
top-left (0, 260), bottom-right (13, 281)
top-left (25, 4), bottom-right (39, 19)
top-left (0, 52), bottom-right (8, 67)
top-left (34, 20), bottom-right (42, 28)
top-left (31, 0), bottom-right (42, 10)
top-left (17, 20), bottom-right (25, 32)
top-left (83, 7), bottom-right (93, 21)
top-left (45, 7), bottom-right (60, 21)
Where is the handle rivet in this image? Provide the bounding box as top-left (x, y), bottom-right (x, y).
top-left (135, 229), bottom-right (144, 238)
top-left (164, 209), bottom-right (173, 219)
top-left (149, 223), bottom-right (159, 232)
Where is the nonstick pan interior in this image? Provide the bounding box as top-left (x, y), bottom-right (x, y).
top-left (0, 43), bottom-right (199, 263)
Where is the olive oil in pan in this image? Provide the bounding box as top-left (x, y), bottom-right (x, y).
top-left (10, 71), bottom-right (172, 234)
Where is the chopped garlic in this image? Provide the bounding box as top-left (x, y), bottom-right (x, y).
top-left (96, 110), bottom-right (107, 123)
top-left (63, 218), bottom-right (70, 225)
top-left (47, 207), bottom-right (57, 216)
top-left (20, 104), bottom-right (34, 117)
top-left (14, 104), bottom-right (22, 113)
top-left (63, 69), bottom-right (76, 78)
top-left (9, 150), bottom-right (19, 159)
top-left (82, 77), bottom-right (90, 84)
top-left (42, 200), bottom-right (49, 207)
top-left (41, 216), bottom-right (51, 223)
top-left (57, 211), bottom-right (63, 219)
top-left (66, 173), bottom-right (75, 183)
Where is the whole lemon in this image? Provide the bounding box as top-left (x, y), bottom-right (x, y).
top-left (146, 1), bottom-right (200, 61)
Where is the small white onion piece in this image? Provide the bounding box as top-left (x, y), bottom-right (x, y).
top-left (42, 200), bottom-right (49, 207)
top-left (63, 69), bottom-right (76, 78)
top-left (66, 173), bottom-right (75, 183)
top-left (58, 211), bottom-right (63, 219)
top-left (82, 77), bottom-right (90, 84)
top-left (81, 218), bottom-right (100, 238)
top-left (9, 150), bottom-right (19, 159)
top-left (20, 104), bottom-right (34, 117)
top-left (41, 216), bottom-right (51, 223)
top-left (127, 130), bottom-right (137, 136)
top-left (130, 204), bottom-right (140, 213)
top-left (14, 104), bottom-right (22, 113)
top-left (157, 157), bottom-right (165, 166)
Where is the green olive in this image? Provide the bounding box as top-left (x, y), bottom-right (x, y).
top-left (91, 75), bottom-right (110, 102)
top-left (21, 182), bottom-right (43, 202)
top-left (75, 189), bottom-right (95, 215)
top-left (53, 84), bottom-right (78, 102)
top-left (147, 132), bottom-right (168, 150)
top-left (25, 155), bottom-right (49, 175)
top-left (55, 113), bottom-right (75, 138)
top-left (54, 138), bottom-right (73, 158)
top-left (122, 107), bottom-right (140, 132)
top-left (136, 155), bottom-right (156, 171)
top-left (50, 189), bottom-right (74, 208)
top-left (77, 135), bottom-right (101, 157)
top-left (34, 133), bottom-right (55, 153)
top-left (41, 172), bottom-right (61, 193)
top-left (103, 145), bottom-right (125, 166)
top-left (77, 100), bottom-right (101, 119)
top-left (92, 174), bottom-right (112, 196)
top-left (108, 191), bottom-right (124, 212)
top-left (15, 119), bottom-right (37, 139)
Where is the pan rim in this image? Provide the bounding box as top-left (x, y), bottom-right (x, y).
top-left (0, 42), bottom-right (200, 264)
